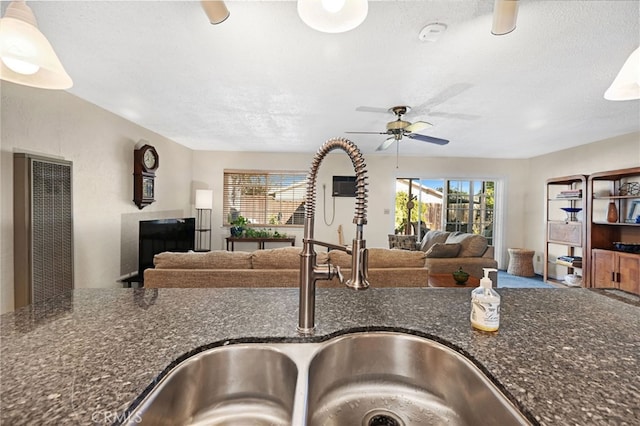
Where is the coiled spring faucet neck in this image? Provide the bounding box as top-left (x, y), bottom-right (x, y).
top-left (298, 138), bottom-right (369, 335)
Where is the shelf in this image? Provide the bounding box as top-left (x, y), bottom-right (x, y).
top-left (545, 175), bottom-right (587, 285)
top-left (593, 195), bottom-right (639, 200)
top-left (593, 222), bottom-right (640, 227)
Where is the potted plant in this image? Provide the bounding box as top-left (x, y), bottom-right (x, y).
top-left (229, 215), bottom-right (248, 237)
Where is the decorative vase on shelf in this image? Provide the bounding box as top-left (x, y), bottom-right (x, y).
top-left (606, 202), bottom-right (618, 223)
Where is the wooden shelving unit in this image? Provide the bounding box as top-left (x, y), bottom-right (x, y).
top-left (587, 167), bottom-right (640, 295)
top-left (544, 175), bottom-right (587, 286)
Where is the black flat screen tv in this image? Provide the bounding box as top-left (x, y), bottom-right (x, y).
top-left (138, 218), bottom-right (195, 280)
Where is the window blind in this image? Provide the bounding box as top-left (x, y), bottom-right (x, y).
top-left (223, 170), bottom-right (308, 226)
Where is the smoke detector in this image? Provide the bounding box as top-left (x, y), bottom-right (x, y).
top-left (418, 22), bottom-right (447, 42)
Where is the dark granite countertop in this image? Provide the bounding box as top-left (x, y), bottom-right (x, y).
top-left (1, 287), bottom-right (638, 425)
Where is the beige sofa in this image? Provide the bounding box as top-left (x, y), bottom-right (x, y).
top-left (144, 246), bottom-right (430, 288)
top-left (418, 230), bottom-right (498, 280)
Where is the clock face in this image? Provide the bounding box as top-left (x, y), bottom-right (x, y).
top-left (143, 149), bottom-right (157, 169)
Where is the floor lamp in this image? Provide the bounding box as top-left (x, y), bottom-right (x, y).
top-left (195, 189), bottom-right (213, 251)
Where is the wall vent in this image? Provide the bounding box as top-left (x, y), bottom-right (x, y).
top-left (14, 153), bottom-right (73, 308)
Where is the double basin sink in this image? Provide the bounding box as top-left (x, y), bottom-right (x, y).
top-left (125, 331), bottom-right (531, 425)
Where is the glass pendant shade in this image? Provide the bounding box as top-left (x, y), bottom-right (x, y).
top-left (200, 1), bottom-right (230, 25)
top-left (297, 0), bottom-right (368, 34)
top-left (491, 0), bottom-right (519, 36)
top-left (0, 1), bottom-right (72, 90)
top-left (604, 46), bottom-right (640, 101)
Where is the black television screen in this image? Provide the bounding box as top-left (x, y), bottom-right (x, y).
top-left (138, 218), bottom-right (195, 280)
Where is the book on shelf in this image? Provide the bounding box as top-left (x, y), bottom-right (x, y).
top-left (555, 189), bottom-right (582, 199)
top-left (556, 255), bottom-right (582, 268)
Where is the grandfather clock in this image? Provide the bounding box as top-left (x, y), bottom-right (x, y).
top-left (133, 144), bottom-right (159, 209)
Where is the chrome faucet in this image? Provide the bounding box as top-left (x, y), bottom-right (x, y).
top-left (298, 137), bottom-right (369, 335)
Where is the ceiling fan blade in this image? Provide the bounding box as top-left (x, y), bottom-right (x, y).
top-left (413, 83), bottom-right (474, 112)
top-left (345, 131), bottom-right (389, 135)
top-left (355, 106), bottom-right (393, 114)
top-left (428, 111), bottom-right (480, 120)
top-left (404, 121), bottom-right (432, 133)
top-left (407, 133), bottom-right (450, 145)
top-left (376, 137), bottom-right (396, 151)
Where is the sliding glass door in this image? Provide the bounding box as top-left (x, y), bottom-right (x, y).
top-left (395, 178), bottom-right (496, 245)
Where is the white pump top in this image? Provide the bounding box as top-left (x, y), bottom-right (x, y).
top-left (480, 268), bottom-right (498, 289)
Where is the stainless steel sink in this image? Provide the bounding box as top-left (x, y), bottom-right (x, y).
top-left (130, 345), bottom-right (299, 425)
top-left (306, 332), bottom-right (528, 426)
top-left (126, 332), bottom-right (531, 426)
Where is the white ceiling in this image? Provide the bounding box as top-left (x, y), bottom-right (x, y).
top-left (15, 0), bottom-right (640, 158)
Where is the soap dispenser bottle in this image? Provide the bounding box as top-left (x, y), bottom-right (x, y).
top-left (470, 268), bottom-right (500, 332)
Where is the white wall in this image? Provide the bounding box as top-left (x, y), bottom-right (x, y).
top-left (1, 82), bottom-right (193, 313)
top-left (525, 132), bottom-right (640, 274)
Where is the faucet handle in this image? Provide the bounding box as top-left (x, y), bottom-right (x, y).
top-left (334, 265), bottom-right (345, 284)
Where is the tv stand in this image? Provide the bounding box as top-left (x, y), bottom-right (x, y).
top-left (120, 274), bottom-right (143, 288)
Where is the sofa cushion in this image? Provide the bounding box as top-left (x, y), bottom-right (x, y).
top-left (369, 248), bottom-right (426, 267)
top-left (329, 248), bottom-right (426, 268)
top-left (328, 250), bottom-right (352, 268)
top-left (419, 230), bottom-right (450, 252)
top-left (444, 232), bottom-right (488, 257)
top-left (154, 250), bottom-right (253, 269)
top-left (251, 247), bottom-right (328, 269)
top-left (425, 243), bottom-right (461, 258)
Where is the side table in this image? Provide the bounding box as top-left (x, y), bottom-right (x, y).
top-left (428, 274), bottom-right (480, 288)
top-left (507, 248), bottom-right (535, 277)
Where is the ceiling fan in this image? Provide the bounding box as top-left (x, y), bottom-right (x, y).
top-left (346, 105), bottom-right (449, 151)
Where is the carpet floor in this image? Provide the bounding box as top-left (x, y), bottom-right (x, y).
top-left (497, 270), bottom-right (555, 288)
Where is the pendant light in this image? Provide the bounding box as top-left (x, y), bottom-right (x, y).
top-left (297, 0), bottom-right (368, 34)
top-left (0, 1), bottom-right (71, 89)
top-left (200, 1), bottom-right (229, 25)
top-left (604, 46), bottom-right (640, 101)
top-left (491, 0), bottom-right (519, 36)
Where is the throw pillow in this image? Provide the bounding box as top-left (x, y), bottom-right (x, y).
top-left (388, 234), bottom-right (418, 250)
top-left (419, 230), bottom-right (450, 252)
top-left (444, 233), bottom-right (488, 257)
top-left (425, 243), bottom-right (461, 258)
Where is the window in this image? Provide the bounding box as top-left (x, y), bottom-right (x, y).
top-left (223, 170), bottom-right (307, 227)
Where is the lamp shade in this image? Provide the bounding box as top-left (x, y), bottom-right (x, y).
top-left (200, 1), bottom-right (230, 25)
top-left (0, 1), bottom-right (72, 89)
top-left (195, 189), bottom-right (213, 210)
top-left (491, 0), bottom-right (519, 36)
top-left (604, 46), bottom-right (640, 101)
top-left (297, 0), bottom-right (368, 34)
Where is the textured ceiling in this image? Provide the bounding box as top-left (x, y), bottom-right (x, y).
top-left (15, 0), bottom-right (640, 158)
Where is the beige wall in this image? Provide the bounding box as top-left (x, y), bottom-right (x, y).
top-left (1, 82), bottom-right (193, 313)
top-left (525, 132), bottom-right (640, 275)
top-left (192, 149), bottom-right (531, 269)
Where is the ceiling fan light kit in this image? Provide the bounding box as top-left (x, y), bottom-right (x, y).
top-left (200, 1), bottom-right (230, 25)
top-left (604, 46), bottom-right (640, 101)
top-left (346, 105), bottom-right (449, 152)
top-left (491, 0), bottom-right (519, 36)
top-left (297, 0), bottom-right (368, 33)
top-left (0, 0), bottom-right (72, 89)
